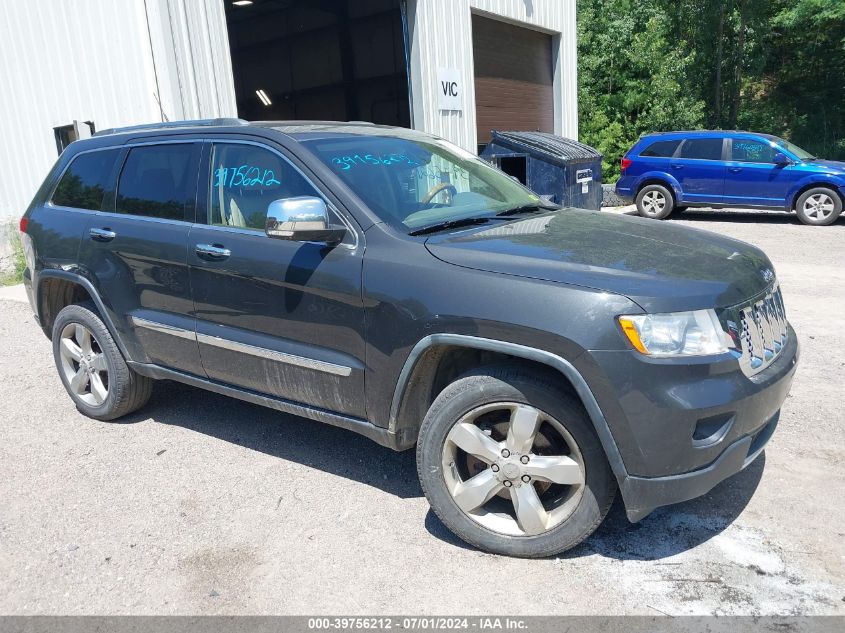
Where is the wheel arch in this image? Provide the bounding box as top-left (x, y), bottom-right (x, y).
top-left (636, 176), bottom-right (680, 204)
top-left (36, 270), bottom-right (130, 358)
top-left (388, 334), bottom-right (629, 485)
top-left (787, 180), bottom-right (845, 210)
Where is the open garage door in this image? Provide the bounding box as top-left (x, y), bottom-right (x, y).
top-left (472, 14), bottom-right (554, 149)
top-left (225, 0), bottom-right (410, 127)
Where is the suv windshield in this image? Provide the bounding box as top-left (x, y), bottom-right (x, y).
top-left (768, 136), bottom-right (816, 160)
top-left (301, 134), bottom-right (545, 232)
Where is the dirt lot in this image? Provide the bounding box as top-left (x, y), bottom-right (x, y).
top-left (1, 208), bottom-right (843, 615)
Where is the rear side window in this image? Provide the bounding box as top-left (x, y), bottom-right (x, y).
top-left (51, 149), bottom-right (121, 210)
top-left (678, 138), bottom-right (724, 161)
top-left (640, 140), bottom-right (681, 158)
top-left (116, 144), bottom-right (198, 220)
top-left (731, 139), bottom-right (777, 163)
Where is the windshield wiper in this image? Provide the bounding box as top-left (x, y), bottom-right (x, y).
top-left (495, 203), bottom-right (560, 217)
top-left (408, 216), bottom-right (493, 236)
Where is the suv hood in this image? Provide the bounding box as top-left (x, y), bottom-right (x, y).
top-left (425, 209), bottom-right (776, 313)
top-left (806, 159), bottom-right (845, 175)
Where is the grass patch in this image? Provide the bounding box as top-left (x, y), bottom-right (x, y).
top-left (0, 220), bottom-right (25, 286)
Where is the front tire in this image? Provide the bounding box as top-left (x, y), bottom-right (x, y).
top-left (636, 184), bottom-right (675, 219)
top-left (795, 187), bottom-right (842, 226)
top-left (52, 302), bottom-right (152, 421)
top-left (416, 365), bottom-right (616, 558)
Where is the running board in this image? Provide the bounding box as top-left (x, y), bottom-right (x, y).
top-left (127, 361), bottom-right (407, 451)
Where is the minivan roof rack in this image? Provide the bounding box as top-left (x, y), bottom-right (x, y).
top-left (94, 118), bottom-right (249, 137)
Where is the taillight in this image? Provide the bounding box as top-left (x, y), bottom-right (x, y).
top-left (19, 216), bottom-right (28, 233)
top-left (621, 157), bottom-right (633, 172)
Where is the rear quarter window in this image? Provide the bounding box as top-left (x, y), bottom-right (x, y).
top-left (51, 149), bottom-right (121, 210)
top-left (639, 140), bottom-right (681, 158)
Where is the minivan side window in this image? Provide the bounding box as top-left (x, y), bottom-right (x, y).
top-left (640, 140), bottom-right (681, 158)
top-left (116, 144), bottom-right (197, 221)
top-left (207, 143), bottom-right (322, 231)
top-left (731, 139), bottom-right (777, 163)
top-left (679, 139), bottom-right (724, 161)
top-left (51, 149), bottom-right (121, 210)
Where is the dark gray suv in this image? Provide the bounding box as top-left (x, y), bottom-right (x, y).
top-left (20, 119), bottom-right (798, 557)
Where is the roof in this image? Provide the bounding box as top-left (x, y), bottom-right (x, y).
top-left (641, 130), bottom-right (770, 138)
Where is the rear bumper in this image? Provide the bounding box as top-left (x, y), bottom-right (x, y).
top-left (614, 178), bottom-right (635, 204)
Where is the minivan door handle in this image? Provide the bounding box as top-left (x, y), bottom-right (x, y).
top-left (195, 243), bottom-right (231, 260)
top-left (670, 163), bottom-right (684, 170)
top-left (728, 167), bottom-right (743, 173)
top-left (89, 227), bottom-right (116, 242)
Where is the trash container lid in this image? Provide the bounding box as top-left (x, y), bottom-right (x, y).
top-left (489, 131), bottom-right (602, 164)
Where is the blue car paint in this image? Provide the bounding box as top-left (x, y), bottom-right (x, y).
top-left (615, 131), bottom-right (845, 210)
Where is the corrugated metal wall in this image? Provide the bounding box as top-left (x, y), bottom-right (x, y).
top-left (406, 0), bottom-right (577, 151)
top-left (0, 0), bottom-right (236, 220)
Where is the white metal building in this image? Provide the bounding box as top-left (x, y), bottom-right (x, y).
top-left (0, 0), bottom-right (577, 220)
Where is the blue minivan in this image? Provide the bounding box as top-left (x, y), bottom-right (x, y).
top-left (615, 131), bottom-right (845, 225)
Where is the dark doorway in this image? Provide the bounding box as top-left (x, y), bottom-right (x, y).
top-left (225, 0), bottom-right (411, 126)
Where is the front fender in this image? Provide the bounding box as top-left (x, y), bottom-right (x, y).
top-left (786, 174), bottom-right (845, 208)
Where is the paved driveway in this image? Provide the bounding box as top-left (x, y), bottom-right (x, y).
top-left (1, 209), bottom-right (843, 615)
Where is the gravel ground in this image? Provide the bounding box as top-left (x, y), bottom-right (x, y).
top-left (0, 208), bottom-right (843, 615)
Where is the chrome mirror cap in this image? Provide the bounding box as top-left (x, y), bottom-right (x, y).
top-left (265, 196), bottom-right (346, 245)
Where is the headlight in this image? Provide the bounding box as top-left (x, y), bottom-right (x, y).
top-left (618, 310), bottom-right (729, 357)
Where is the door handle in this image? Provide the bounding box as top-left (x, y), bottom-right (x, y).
top-left (89, 227), bottom-right (116, 242)
top-left (670, 164), bottom-right (684, 170)
top-left (195, 243), bottom-right (231, 260)
top-left (729, 167), bottom-right (743, 173)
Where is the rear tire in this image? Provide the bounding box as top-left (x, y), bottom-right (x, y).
top-left (52, 302), bottom-right (152, 421)
top-left (416, 365), bottom-right (616, 558)
top-left (636, 184), bottom-right (675, 219)
top-left (795, 187), bottom-right (842, 226)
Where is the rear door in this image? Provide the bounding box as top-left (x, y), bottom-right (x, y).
top-left (188, 139), bottom-right (367, 418)
top-left (77, 140), bottom-right (204, 374)
top-left (670, 137), bottom-right (727, 204)
top-left (723, 137), bottom-right (799, 208)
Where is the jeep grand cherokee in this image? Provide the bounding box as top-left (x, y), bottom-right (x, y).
top-left (19, 119), bottom-right (798, 557)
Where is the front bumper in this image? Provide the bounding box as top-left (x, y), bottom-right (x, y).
top-left (586, 325), bottom-right (798, 521)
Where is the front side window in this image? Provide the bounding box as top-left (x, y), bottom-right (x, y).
top-left (208, 143), bottom-right (321, 231)
top-left (640, 140), bottom-right (681, 158)
top-left (52, 149), bottom-right (121, 210)
top-left (678, 138), bottom-right (724, 161)
top-left (116, 144), bottom-right (197, 220)
top-left (731, 139), bottom-right (777, 163)
top-left (301, 134), bottom-right (542, 231)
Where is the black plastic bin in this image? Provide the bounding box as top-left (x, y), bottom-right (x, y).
top-left (480, 131), bottom-right (603, 210)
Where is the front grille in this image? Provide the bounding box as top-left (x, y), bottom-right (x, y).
top-left (720, 283), bottom-right (789, 377)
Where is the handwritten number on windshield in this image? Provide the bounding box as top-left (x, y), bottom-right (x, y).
top-left (331, 154), bottom-right (420, 171)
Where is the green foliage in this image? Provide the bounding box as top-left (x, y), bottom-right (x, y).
top-left (1, 221), bottom-right (25, 286)
top-left (578, 0), bottom-right (845, 181)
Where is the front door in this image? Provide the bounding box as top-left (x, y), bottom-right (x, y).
top-left (188, 140), bottom-right (367, 418)
top-left (78, 141), bottom-right (204, 374)
top-left (723, 138), bottom-right (800, 208)
top-left (670, 137), bottom-right (727, 204)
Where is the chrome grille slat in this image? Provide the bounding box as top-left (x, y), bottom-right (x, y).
top-left (721, 283), bottom-right (789, 377)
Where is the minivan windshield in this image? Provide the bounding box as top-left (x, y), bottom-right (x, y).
top-left (301, 134), bottom-right (549, 232)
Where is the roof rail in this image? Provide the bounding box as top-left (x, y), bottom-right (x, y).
top-left (93, 118), bottom-right (249, 137)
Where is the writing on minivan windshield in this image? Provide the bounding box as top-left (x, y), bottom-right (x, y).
top-left (330, 153), bottom-right (420, 171)
top-left (213, 165), bottom-right (281, 188)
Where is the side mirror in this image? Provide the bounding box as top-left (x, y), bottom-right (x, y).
top-left (265, 196), bottom-right (347, 245)
top-left (773, 152), bottom-right (792, 165)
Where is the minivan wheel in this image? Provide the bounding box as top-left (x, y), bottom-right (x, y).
top-left (795, 187), bottom-right (842, 226)
top-left (52, 302), bottom-right (152, 421)
top-left (416, 365), bottom-right (616, 558)
top-left (636, 184), bottom-right (675, 219)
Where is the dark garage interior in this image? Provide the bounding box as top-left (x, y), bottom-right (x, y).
top-left (224, 0), bottom-right (411, 126)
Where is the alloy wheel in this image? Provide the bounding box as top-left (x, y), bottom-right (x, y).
top-left (441, 402), bottom-right (585, 537)
top-left (59, 323), bottom-right (109, 406)
top-left (803, 193), bottom-right (835, 221)
top-left (641, 190), bottom-right (667, 215)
